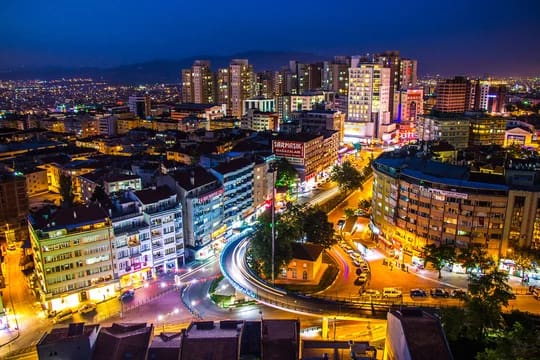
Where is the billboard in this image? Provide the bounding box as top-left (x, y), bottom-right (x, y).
top-left (273, 140), bottom-right (304, 158)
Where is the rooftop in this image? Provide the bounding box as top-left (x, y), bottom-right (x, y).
top-left (170, 167), bottom-right (219, 191)
top-left (93, 322), bottom-right (154, 360)
top-left (212, 158), bottom-right (254, 175)
top-left (390, 309), bottom-right (453, 360)
top-left (37, 323), bottom-right (100, 346)
top-left (291, 242), bottom-right (324, 262)
top-left (133, 185), bottom-right (176, 205)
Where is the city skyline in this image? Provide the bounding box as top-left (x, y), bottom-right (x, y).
top-left (1, 0), bottom-right (540, 76)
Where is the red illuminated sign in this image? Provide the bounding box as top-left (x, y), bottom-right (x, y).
top-left (273, 140), bottom-right (304, 158)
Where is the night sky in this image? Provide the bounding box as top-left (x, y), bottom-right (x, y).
top-left (1, 0), bottom-right (539, 76)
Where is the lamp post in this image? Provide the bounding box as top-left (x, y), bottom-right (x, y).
top-left (268, 162), bottom-right (277, 287)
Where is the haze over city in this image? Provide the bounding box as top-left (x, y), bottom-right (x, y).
top-left (1, 0), bottom-right (540, 76)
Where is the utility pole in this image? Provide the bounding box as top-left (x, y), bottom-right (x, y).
top-left (269, 163), bottom-right (277, 287)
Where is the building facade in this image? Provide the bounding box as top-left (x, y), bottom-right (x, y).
top-left (371, 154), bottom-right (510, 261)
top-left (29, 205), bottom-right (117, 312)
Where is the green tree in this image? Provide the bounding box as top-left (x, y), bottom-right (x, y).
top-left (457, 243), bottom-right (494, 274)
top-left (464, 266), bottom-right (513, 341)
top-left (358, 199), bottom-right (372, 211)
top-left (511, 247), bottom-right (535, 281)
top-left (476, 322), bottom-right (540, 360)
top-left (59, 173), bottom-right (74, 208)
top-left (247, 209), bottom-right (293, 279)
top-left (422, 243), bottom-right (456, 279)
top-left (330, 161), bottom-right (363, 192)
top-left (275, 158), bottom-right (297, 189)
top-left (302, 206), bottom-right (335, 249)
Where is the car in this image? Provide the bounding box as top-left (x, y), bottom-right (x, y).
top-left (382, 288), bottom-right (402, 298)
top-left (119, 289), bottom-right (135, 301)
top-left (430, 288), bottom-right (450, 298)
top-left (410, 288), bottom-right (427, 298)
top-left (362, 289), bottom-right (381, 299)
top-left (53, 309), bottom-right (73, 324)
top-left (451, 289), bottom-right (467, 298)
top-left (336, 219), bottom-right (346, 228)
top-left (354, 273), bottom-right (369, 286)
top-left (355, 268), bottom-right (363, 276)
top-left (78, 302), bottom-right (97, 314)
top-left (352, 260), bottom-right (361, 268)
top-left (7, 243), bottom-right (17, 251)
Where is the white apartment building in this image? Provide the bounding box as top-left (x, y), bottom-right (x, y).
top-left (130, 186), bottom-right (184, 275)
top-left (346, 62), bottom-right (392, 143)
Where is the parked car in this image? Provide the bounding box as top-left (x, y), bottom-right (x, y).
top-left (430, 288), bottom-right (450, 298)
top-left (119, 289), bottom-right (135, 301)
top-left (451, 289), bottom-right (467, 298)
top-left (355, 268), bottom-right (363, 276)
top-left (53, 309), bottom-right (73, 324)
top-left (352, 260), bottom-right (361, 268)
top-left (362, 289), bottom-right (381, 299)
top-left (504, 290), bottom-right (517, 300)
top-left (382, 288), bottom-right (402, 298)
top-left (78, 302), bottom-right (97, 314)
top-left (410, 288), bottom-right (427, 298)
top-left (354, 273), bottom-right (369, 286)
top-left (7, 243), bottom-right (17, 251)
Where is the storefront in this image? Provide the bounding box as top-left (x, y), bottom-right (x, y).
top-left (120, 267), bottom-right (152, 288)
top-left (87, 283), bottom-right (117, 303)
top-left (49, 292), bottom-right (80, 312)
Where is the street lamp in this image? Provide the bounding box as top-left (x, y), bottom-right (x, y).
top-left (268, 162), bottom-right (278, 287)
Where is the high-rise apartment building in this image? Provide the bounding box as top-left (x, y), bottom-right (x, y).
top-left (256, 71), bottom-right (275, 98)
top-left (191, 60), bottom-right (215, 104)
top-left (215, 68), bottom-right (230, 108)
top-left (346, 62), bottom-right (392, 143)
top-left (181, 69), bottom-right (193, 103)
top-left (400, 59), bottom-right (418, 89)
top-left (229, 59), bottom-right (255, 117)
top-left (394, 88), bottom-right (424, 142)
top-left (434, 77), bottom-right (470, 113)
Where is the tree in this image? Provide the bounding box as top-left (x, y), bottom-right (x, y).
top-left (464, 266), bottom-right (513, 342)
top-left (59, 173), bottom-right (74, 208)
top-left (247, 209), bottom-right (293, 279)
top-left (302, 206), bottom-right (335, 249)
top-left (275, 158), bottom-right (297, 189)
top-left (457, 243), bottom-right (494, 274)
top-left (330, 161), bottom-right (363, 192)
top-left (344, 208), bottom-right (355, 217)
top-left (90, 185), bottom-right (109, 207)
top-left (422, 243), bottom-right (456, 279)
top-left (476, 322), bottom-right (540, 360)
top-left (510, 247), bottom-right (535, 282)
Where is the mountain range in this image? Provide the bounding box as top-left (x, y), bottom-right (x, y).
top-left (0, 51), bottom-right (327, 85)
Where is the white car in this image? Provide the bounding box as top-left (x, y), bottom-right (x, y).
top-left (362, 289), bottom-right (381, 298)
top-left (78, 302), bottom-right (97, 314)
top-left (382, 287), bottom-right (403, 298)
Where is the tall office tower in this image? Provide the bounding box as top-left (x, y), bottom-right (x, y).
top-left (276, 95), bottom-right (292, 123)
top-left (434, 76), bottom-right (470, 113)
top-left (274, 68), bottom-right (293, 96)
top-left (229, 59), bottom-right (255, 118)
top-left (128, 95), bottom-right (151, 119)
top-left (394, 88), bottom-right (424, 142)
top-left (256, 71), bottom-right (275, 98)
top-left (181, 69), bottom-right (193, 103)
top-left (374, 51), bottom-right (401, 120)
top-left (330, 56), bottom-right (351, 96)
top-left (400, 59), bottom-right (418, 89)
top-left (216, 68), bottom-right (230, 108)
top-left (191, 60), bottom-right (215, 104)
top-left (470, 80), bottom-right (490, 111)
top-left (487, 85), bottom-right (508, 113)
top-left (346, 62), bottom-right (391, 143)
top-left (322, 61), bottom-right (333, 90)
top-left (307, 62), bottom-right (323, 91)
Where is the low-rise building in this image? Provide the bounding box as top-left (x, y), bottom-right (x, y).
top-left (37, 323), bottom-right (100, 360)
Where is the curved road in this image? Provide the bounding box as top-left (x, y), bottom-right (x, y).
top-left (220, 236), bottom-right (392, 320)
